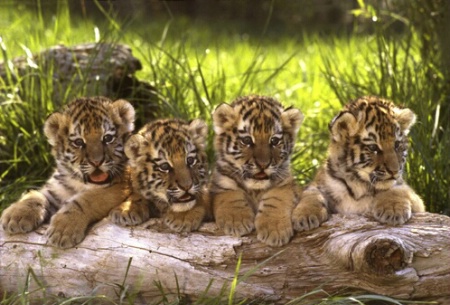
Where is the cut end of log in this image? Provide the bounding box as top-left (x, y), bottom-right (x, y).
top-left (323, 217), bottom-right (413, 275)
top-left (364, 238), bottom-right (409, 274)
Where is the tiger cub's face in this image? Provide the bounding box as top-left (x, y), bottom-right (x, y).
top-left (44, 97), bottom-right (135, 186)
top-left (125, 119), bottom-right (208, 212)
top-left (213, 95), bottom-right (303, 190)
top-left (328, 96), bottom-right (416, 191)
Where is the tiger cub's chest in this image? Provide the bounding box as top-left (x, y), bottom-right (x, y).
top-left (322, 174), bottom-right (374, 215)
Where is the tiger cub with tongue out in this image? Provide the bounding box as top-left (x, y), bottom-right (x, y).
top-left (1, 97), bottom-right (135, 248)
top-left (211, 95), bottom-right (304, 246)
top-left (110, 118), bottom-right (210, 232)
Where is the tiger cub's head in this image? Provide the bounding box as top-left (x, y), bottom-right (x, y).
top-left (213, 95), bottom-right (303, 190)
top-left (44, 97), bottom-right (135, 185)
top-left (125, 119), bottom-right (208, 212)
top-left (328, 96), bottom-right (416, 191)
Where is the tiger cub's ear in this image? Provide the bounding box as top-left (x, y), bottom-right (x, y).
top-left (188, 119), bottom-right (208, 149)
top-left (44, 112), bottom-right (69, 146)
top-left (124, 134), bottom-right (148, 162)
top-left (212, 103), bottom-right (237, 134)
top-left (393, 107), bottom-right (416, 135)
top-left (329, 111), bottom-right (361, 142)
top-left (281, 107), bottom-right (304, 136)
top-left (111, 99), bottom-right (136, 133)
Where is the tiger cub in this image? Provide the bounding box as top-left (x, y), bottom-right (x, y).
top-left (292, 96), bottom-right (425, 231)
top-left (211, 95), bottom-right (304, 246)
top-left (110, 118), bottom-right (210, 232)
top-left (1, 97), bottom-right (135, 248)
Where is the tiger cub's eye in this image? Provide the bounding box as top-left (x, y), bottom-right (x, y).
top-left (103, 134), bottom-right (115, 144)
top-left (158, 162), bottom-right (171, 172)
top-left (367, 144), bottom-right (380, 153)
top-left (270, 137), bottom-right (281, 146)
top-left (72, 138), bottom-right (85, 148)
top-left (240, 136), bottom-right (253, 146)
top-left (186, 156), bottom-right (197, 166)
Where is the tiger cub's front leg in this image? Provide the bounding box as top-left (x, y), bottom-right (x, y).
top-left (373, 184), bottom-right (425, 226)
top-left (164, 190), bottom-right (210, 232)
top-left (47, 184), bottom-right (128, 248)
top-left (110, 193), bottom-right (150, 226)
top-left (292, 185), bottom-right (329, 232)
top-left (164, 203), bottom-right (205, 232)
top-left (1, 190), bottom-right (48, 234)
top-left (213, 190), bottom-right (255, 237)
top-left (46, 204), bottom-right (89, 249)
top-left (255, 184), bottom-right (297, 246)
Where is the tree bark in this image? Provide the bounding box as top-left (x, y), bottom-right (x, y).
top-left (1, 212), bottom-right (449, 304)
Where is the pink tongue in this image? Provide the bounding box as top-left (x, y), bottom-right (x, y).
top-left (89, 171), bottom-right (109, 183)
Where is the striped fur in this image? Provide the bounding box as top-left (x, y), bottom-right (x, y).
top-left (211, 95), bottom-right (303, 246)
top-left (292, 96), bottom-right (425, 231)
top-left (110, 118), bottom-right (209, 232)
top-left (1, 97), bottom-right (135, 248)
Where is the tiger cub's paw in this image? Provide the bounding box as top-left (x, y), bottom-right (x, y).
top-left (110, 200), bottom-right (150, 226)
top-left (292, 201), bottom-right (328, 232)
top-left (255, 213), bottom-right (293, 247)
top-left (46, 212), bottom-right (87, 248)
top-left (1, 191), bottom-right (47, 234)
top-left (373, 196), bottom-right (412, 226)
top-left (216, 206), bottom-right (255, 237)
top-left (164, 206), bottom-right (205, 232)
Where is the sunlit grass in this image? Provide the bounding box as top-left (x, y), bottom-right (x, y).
top-left (322, 4), bottom-right (450, 214)
top-left (0, 3), bottom-right (342, 207)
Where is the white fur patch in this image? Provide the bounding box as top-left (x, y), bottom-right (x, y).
top-left (171, 200), bottom-right (196, 212)
top-left (217, 175), bottom-right (238, 189)
top-left (244, 178), bottom-right (271, 190)
top-left (375, 179), bottom-right (397, 191)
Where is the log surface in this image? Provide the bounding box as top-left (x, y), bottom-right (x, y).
top-left (1, 212), bottom-right (449, 303)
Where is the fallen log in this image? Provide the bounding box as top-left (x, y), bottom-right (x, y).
top-left (1, 212), bottom-right (449, 304)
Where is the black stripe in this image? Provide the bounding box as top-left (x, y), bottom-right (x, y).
top-left (326, 160), bottom-right (355, 198)
top-left (58, 179), bottom-right (77, 193)
top-left (261, 203), bottom-right (278, 209)
top-left (365, 114), bottom-right (376, 128)
top-left (47, 190), bottom-right (62, 205)
top-left (368, 132), bottom-right (377, 141)
top-left (261, 196), bottom-right (283, 203)
top-left (242, 109), bottom-right (254, 121)
top-left (72, 200), bottom-right (84, 213)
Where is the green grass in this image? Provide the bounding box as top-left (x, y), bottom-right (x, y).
top-left (0, 1), bottom-right (342, 206)
top-left (321, 2), bottom-right (450, 214)
top-left (0, 0), bottom-right (449, 304)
